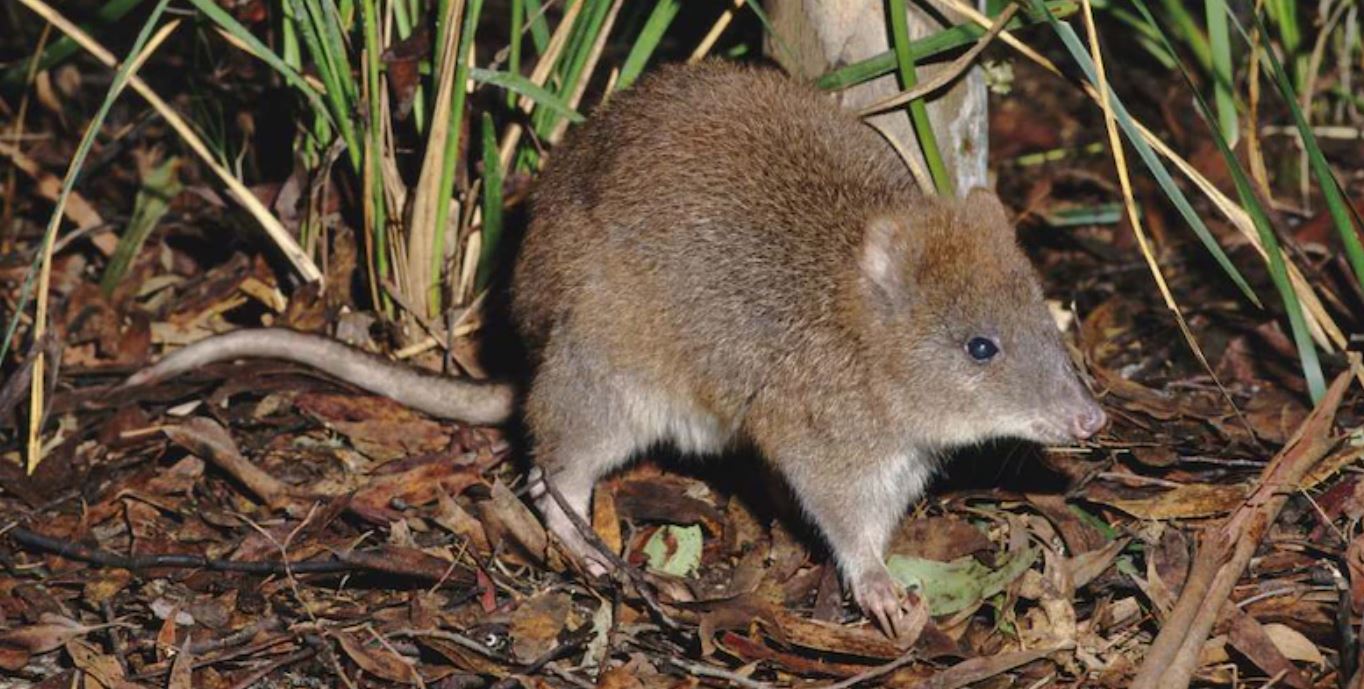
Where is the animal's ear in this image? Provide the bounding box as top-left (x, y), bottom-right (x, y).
top-left (860, 214), bottom-right (912, 299)
top-left (961, 187), bottom-right (1014, 235)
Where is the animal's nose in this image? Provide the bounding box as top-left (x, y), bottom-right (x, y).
top-left (1071, 404), bottom-right (1107, 440)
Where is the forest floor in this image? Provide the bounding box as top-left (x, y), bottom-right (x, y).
top-left (2, 9), bottom-right (1364, 689)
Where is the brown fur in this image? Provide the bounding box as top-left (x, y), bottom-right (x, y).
top-left (126, 60), bottom-right (1104, 636)
top-left (512, 60), bottom-right (1104, 634)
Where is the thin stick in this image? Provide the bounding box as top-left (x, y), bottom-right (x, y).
top-left (689, 0), bottom-right (745, 64)
top-left (663, 657), bottom-right (775, 689)
top-left (1130, 368), bottom-right (1354, 689)
top-left (533, 471), bottom-right (679, 629)
top-left (817, 646), bottom-right (918, 689)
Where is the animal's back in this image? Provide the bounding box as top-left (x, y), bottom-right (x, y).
top-left (512, 60), bottom-right (917, 409)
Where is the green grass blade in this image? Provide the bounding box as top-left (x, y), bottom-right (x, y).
top-left (1205, 0), bottom-right (1237, 145)
top-left (816, 1), bottom-right (1077, 90)
top-left (1134, 0), bottom-right (1324, 402)
top-left (1250, 10), bottom-right (1364, 293)
top-left (185, 0), bottom-right (331, 126)
top-left (523, 0), bottom-right (551, 55)
top-left (3, 0), bottom-right (146, 86)
top-left (530, 0), bottom-right (612, 141)
top-left (476, 112), bottom-right (503, 292)
top-left (430, 0), bottom-right (485, 313)
top-left (886, 0), bottom-right (953, 196)
top-left (1156, 0), bottom-right (1210, 70)
top-left (286, 0), bottom-right (361, 169)
top-left (3, 0), bottom-right (174, 365)
top-left (1029, 0), bottom-right (1260, 307)
top-left (470, 67), bottom-right (585, 122)
top-left (100, 156), bottom-right (182, 295)
top-left (617, 0), bottom-right (680, 91)
top-left (509, 0), bottom-right (524, 108)
top-left (1264, 0), bottom-right (1302, 85)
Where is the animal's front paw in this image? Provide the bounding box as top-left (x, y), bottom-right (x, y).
top-left (851, 566), bottom-right (925, 642)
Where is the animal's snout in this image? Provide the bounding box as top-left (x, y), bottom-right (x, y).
top-left (1070, 402), bottom-right (1107, 440)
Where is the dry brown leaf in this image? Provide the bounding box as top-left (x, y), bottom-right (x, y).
top-left (0, 614), bottom-right (109, 655)
top-left (889, 516), bottom-right (991, 561)
top-left (65, 637), bottom-right (143, 689)
top-left (1226, 610), bottom-right (1310, 689)
top-left (350, 460), bottom-right (483, 523)
top-left (1096, 482), bottom-right (1249, 519)
top-left (913, 648), bottom-right (1058, 689)
top-left (1261, 623), bottom-right (1324, 665)
top-left (593, 482), bottom-right (623, 557)
top-left (167, 645), bottom-right (193, 689)
top-left (478, 480), bottom-right (548, 566)
top-left (296, 392), bottom-right (450, 461)
top-left (769, 609), bottom-right (904, 659)
top-left (335, 631), bottom-right (421, 685)
top-left (508, 591), bottom-right (572, 663)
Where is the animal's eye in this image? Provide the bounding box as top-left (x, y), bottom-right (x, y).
top-left (966, 336), bottom-right (999, 362)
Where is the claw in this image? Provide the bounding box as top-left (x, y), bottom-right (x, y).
top-left (852, 566), bottom-right (924, 642)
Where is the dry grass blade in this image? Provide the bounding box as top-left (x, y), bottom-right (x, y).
top-left (404, 0), bottom-right (467, 320)
top-left (497, 2), bottom-right (582, 172)
top-left (14, 0), bottom-right (321, 284)
top-left (19, 8), bottom-right (178, 474)
top-left (857, 4), bottom-right (1020, 116)
top-left (934, 0), bottom-right (1345, 356)
top-left (545, 0), bottom-right (625, 146)
top-left (1074, 0), bottom-right (1252, 438)
top-left (689, 0), bottom-right (746, 63)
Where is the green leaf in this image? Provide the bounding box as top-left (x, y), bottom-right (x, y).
top-left (1205, 0), bottom-right (1237, 145)
top-left (476, 112), bottom-right (503, 292)
top-left (887, 547), bottom-right (1038, 616)
top-left (642, 525), bottom-right (703, 577)
top-left (1249, 10), bottom-right (1364, 297)
top-left (816, 1), bottom-right (1078, 90)
top-left (617, 0), bottom-right (680, 91)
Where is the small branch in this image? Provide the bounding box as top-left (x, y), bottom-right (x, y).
top-left (663, 657), bottom-right (774, 689)
top-left (7, 526), bottom-right (432, 578)
top-left (533, 470), bottom-right (679, 630)
top-left (1130, 368), bottom-right (1354, 689)
top-left (818, 646), bottom-right (918, 689)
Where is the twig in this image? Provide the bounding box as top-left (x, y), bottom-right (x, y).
top-left (662, 657), bottom-right (774, 689)
top-left (224, 646), bottom-right (317, 689)
top-left (10, 525), bottom-right (385, 576)
top-left (533, 470), bottom-right (679, 629)
top-left (817, 646), bottom-right (918, 689)
top-left (390, 627), bottom-right (518, 663)
top-left (1130, 368), bottom-right (1354, 689)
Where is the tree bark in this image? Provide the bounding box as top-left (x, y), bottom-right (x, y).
top-left (764, 0), bottom-right (989, 197)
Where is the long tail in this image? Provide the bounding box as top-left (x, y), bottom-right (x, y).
top-left (122, 328), bottom-right (516, 424)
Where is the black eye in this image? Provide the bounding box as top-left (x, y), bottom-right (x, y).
top-left (966, 336), bottom-right (999, 362)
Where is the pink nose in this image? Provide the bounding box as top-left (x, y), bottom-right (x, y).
top-left (1071, 404), bottom-right (1107, 440)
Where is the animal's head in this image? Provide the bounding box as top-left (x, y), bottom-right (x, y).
top-left (853, 187), bottom-right (1106, 447)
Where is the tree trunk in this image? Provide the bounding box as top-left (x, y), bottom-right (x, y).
top-left (764, 0), bottom-right (989, 197)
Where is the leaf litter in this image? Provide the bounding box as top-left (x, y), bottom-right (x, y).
top-left (2, 20), bottom-right (1364, 689)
